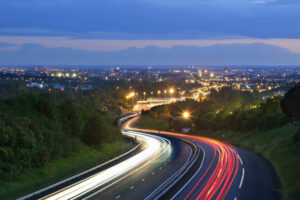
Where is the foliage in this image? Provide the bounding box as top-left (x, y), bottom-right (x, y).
top-left (0, 140), bottom-right (132, 200)
top-left (0, 92), bottom-right (121, 180)
top-left (281, 85), bottom-right (300, 123)
top-left (139, 95), bottom-right (287, 132)
top-left (281, 85), bottom-right (300, 142)
top-left (209, 87), bottom-right (257, 110)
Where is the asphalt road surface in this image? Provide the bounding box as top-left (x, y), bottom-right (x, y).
top-left (125, 117), bottom-right (282, 200)
top-left (19, 115), bottom-right (281, 200)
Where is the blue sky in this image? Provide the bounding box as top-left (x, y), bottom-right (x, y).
top-left (0, 0), bottom-right (300, 65)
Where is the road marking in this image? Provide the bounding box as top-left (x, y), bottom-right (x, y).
top-left (238, 155), bottom-right (243, 165)
top-left (145, 141), bottom-right (194, 200)
top-left (170, 144), bottom-right (205, 200)
top-left (129, 186), bottom-right (134, 190)
top-left (152, 172), bottom-right (155, 175)
top-left (239, 168), bottom-right (245, 189)
top-left (81, 132), bottom-right (172, 200)
top-left (141, 178), bottom-right (146, 182)
top-left (115, 195), bottom-right (121, 199)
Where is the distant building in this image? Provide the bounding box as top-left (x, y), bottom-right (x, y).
top-left (34, 66), bottom-right (45, 72)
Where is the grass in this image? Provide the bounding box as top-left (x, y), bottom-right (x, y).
top-left (135, 115), bottom-right (169, 131)
top-left (197, 125), bottom-right (300, 200)
top-left (0, 139), bottom-right (134, 200)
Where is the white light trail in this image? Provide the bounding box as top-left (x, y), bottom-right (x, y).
top-left (43, 131), bottom-right (170, 200)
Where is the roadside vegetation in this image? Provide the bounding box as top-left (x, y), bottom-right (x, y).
top-left (135, 86), bottom-right (300, 200)
top-left (0, 141), bottom-right (132, 200)
top-left (0, 90), bottom-right (132, 199)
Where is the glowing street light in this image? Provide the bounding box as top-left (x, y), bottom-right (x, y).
top-left (169, 88), bottom-right (174, 94)
top-left (129, 92), bottom-right (135, 97)
top-left (157, 90), bottom-right (161, 95)
top-left (126, 92), bottom-right (135, 99)
top-left (182, 111), bottom-right (190, 119)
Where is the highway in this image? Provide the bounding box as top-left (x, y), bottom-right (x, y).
top-left (18, 114), bottom-right (281, 200)
top-left (18, 115), bottom-right (198, 200)
top-left (123, 116), bottom-right (281, 200)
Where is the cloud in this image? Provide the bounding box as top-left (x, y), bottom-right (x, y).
top-left (0, 0), bottom-right (299, 39)
top-left (0, 43), bottom-right (299, 65)
top-left (0, 42), bottom-right (17, 48)
top-left (0, 42), bottom-right (21, 51)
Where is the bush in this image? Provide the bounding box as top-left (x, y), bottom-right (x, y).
top-left (0, 93), bottom-right (121, 180)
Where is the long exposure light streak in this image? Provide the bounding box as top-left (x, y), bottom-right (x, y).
top-left (124, 116), bottom-right (240, 200)
top-left (43, 130), bottom-right (170, 200)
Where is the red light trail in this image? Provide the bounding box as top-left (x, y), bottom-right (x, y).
top-left (124, 116), bottom-right (240, 200)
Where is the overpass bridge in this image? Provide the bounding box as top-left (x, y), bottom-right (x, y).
top-left (132, 97), bottom-right (184, 112)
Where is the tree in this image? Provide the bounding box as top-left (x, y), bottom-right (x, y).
top-left (281, 85), bottom-right (300, 123)
top-left (281, 85), bottom-right (300, 142)
top-left (59, 99), bottom-right (86, 137)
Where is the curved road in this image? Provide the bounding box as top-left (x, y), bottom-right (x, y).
top-left (18, 117), bottom-right (197, 200)
top-left (87, 131), bottom-right (198, 200)
top-left (125, 116), bottom-right (281, 200)
top-left (19, 115), bottom-right (281, 200)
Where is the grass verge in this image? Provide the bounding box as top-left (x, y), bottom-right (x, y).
top-left (0, 139), bottom-right (134, 200)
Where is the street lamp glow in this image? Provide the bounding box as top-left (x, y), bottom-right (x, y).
top-left (183, 111), bottom-right (190, 119)
top-left (126, 92), bottom-right (135, 99)
top-left (169, 88), bottom-right (174, 94)
top-left (129, 92), bottom-right (135, 97)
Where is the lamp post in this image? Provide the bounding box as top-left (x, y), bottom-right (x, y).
top-left (169, 88), bottom-right (175, 100)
